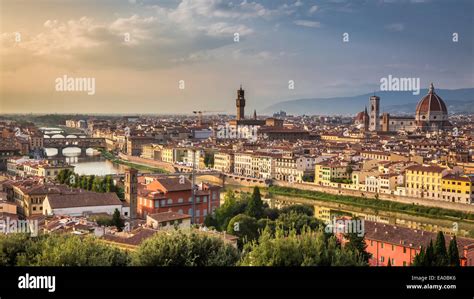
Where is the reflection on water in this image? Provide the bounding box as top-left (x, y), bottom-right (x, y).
top-left (45, 148), bottom-right (123, 176)
top-left (71, 157), bottom-right (124, 176)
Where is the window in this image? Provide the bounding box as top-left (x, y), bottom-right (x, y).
top-left (188, 208), bottom-right (193, 215)
top-left (403, 261), bottom-right (407, 266)
top-left (188, 197), bottom-right (192, 202)
top-left (196, 210), bottom-right (200, 217)
top-left (196, 197), bottom-right (200, 203)
top-left (155, 201), bottom-right (159, 208)
top-left (381, 256), bottom-right (385, 262)
top-left (403, 247), bottom-right (406, 254)
top-left (178, 209), bottom-right (183, 214)
top-left (161, 200), bottom-right (166, 206)
top-left (381, 243), bottom-right (384, 249)
top-left (392, 245), bottom-right (394, 251)
top-left (178, 198), bottom-right (183, 203)
top-left (203, 196), bottom-right (207, 203)
top-left (167, 198), bottom-right (173, 204)
top-left (203, 209), bottom-right (207, 216)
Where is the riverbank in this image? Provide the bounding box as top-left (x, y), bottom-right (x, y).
top-left (100, 150), bottom-right (169, 173)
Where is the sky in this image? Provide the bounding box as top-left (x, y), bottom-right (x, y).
top-left (0, 0), bottom-right (473, 114)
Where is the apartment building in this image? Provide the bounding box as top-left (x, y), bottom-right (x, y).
top-left (213, 151), bottom-right (234, 173)
top-left (441, 174), bottom-right (474, 204)
top-left (405, 165), bottom-right (447, 200)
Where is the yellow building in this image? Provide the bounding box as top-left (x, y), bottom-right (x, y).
top-left (314, 162), bottom-right (349, 186)
top-left (441, 174), bottom-right (474, 204)
top-left (213, 151), bottom-right (234, 173)
top-left (405, 165), bottom-right (447, 200)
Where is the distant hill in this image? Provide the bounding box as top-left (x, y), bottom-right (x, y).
top-left (262, 88), bottom-right (474, 116)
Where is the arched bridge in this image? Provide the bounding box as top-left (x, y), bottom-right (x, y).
top-left (43, 138), bottom-right (106, 157)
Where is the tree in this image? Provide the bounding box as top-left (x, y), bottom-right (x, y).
top-left (279, 204), bottom-right (314, 217)
top-left (92, 176), bottom-right (103, 192)
top-left (434, 231), bottom-right (448, 266)
top-left (112, 209), bottom-right (125, 231)
top-left (246, 186), bottom-right (264, 219)
top-left (226, 214), bottom-right (258, 248)
top-left (0, 234), bottom-right (32, 266)
top-left (239, 226), bottom-right (365, 266)
top-left (15, 234), bottom-right (129, 266)
top-left (448, 236), bottom-right (460, 266)
top-left (276, 211), bottom-right (320, 234)
top-left (263, 207), bottom-right (280, 220)
top-left (424, 240), bottom-right (435, 266)
top-left (214, 190), bottom-right (247, 230)
top-left (132, 230), bottom-right (240, 266)
top-left (105, 175), bottom-right (114, 192)
top-left (412, 247), bottom-right (425, 266)
top-left (344, 229), bottom-right (372, 264)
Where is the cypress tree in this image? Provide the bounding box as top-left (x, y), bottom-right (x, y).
top-left (412, 247), bottom-right (425, 266)
top-left (424, 240), bottom-right (435, 266)
top-left (434, 231), bottom-right (448, 266)
top-left (448, 236), bottom-right (460, 266)
top-left (246, 186), bottom-right (264, 219)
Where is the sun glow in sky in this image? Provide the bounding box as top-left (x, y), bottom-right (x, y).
top-left (1, 0), bottom-right (473, 114)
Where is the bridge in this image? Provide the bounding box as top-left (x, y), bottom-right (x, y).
top-left (43, 137), bottom-right (106, 157)
top-left (43, 133), bottom-right (87, 138)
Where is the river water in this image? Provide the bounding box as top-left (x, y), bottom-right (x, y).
top-left (44, 148), bottom-right (123, 176)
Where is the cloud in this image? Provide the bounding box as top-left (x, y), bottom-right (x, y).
top-left (294, 20), bottom-right (321, 28)
top-left (384, 23), bottom-right (405, 31)
top-left (309, 5), bottom-right (319, 14)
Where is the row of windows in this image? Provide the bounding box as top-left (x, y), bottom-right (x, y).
top-left (442, 189), bottom-right (471, 194)
top-left (370, 241), bottom-right (408, 254)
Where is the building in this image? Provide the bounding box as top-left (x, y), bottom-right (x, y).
top-left (213, 151), bottom-right (234, 173)
top-left (314, 161), bottom-right (350, 186)
top-left (124, 168), bottom-right (138, 219)
top-left (146, 211), bottom-right (191, 230)
top-left (234, 152), bottom-right (254, 177)
top-left (441, 174), bottom-right (474, 204)
top-left (369, 95), bottom-right (380, 131)
top-left (361, 83), bottom-right (450, 133)
top-left (415, 83), bottom-right (450, 131)
top-left (275, 153), bottom-right (315, 183)
top-left (43, 192), bottom-right (127, 217)
top-left (127, 136), bottom-right (156, 156)
top-left (405, 165), bottom-right (447, 200)
top-left (364, 221), bottom-right (474, 266)
top-left (136, 176), bottom-right (221, 224)
top-left (228, 86), bottom-right (265, 127)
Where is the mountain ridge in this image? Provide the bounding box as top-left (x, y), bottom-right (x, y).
top-left (262, 88), bottom-right (474, 116)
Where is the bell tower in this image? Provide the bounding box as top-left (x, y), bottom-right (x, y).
top-left (236, 85), bottom-right (245, 120)
top-left (369, 95), bottom-right (380, 131)
top-left (125, 167), bottom-right (138, 219)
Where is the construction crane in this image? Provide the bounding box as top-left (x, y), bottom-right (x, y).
top-left (193, 110), bottom-right (223, 126)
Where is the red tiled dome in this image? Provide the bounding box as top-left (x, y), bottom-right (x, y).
top-left (415, 83), bottom-right (447, 114)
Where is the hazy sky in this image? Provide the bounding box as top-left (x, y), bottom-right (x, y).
top-left (1, 0), bottom-right (473, 114)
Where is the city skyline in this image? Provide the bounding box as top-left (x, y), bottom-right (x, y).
top-left (1, 0), bottom-right (473, 114)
